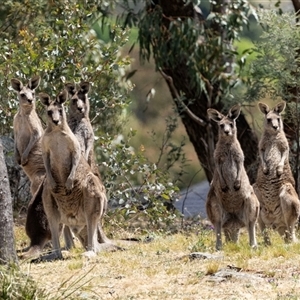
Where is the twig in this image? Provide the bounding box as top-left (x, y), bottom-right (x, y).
top-left (159, 69), bottom-right (207, 127)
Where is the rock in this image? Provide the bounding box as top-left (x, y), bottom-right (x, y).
top-left (189, 252), bottom-right (224, 260)
top-left (207, 267), bottom-right (264, 283)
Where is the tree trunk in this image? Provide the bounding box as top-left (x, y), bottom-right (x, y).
top-left (148, 0), bottom-right (259, 183)
top-left (0, 139), bottom-right (18, 265)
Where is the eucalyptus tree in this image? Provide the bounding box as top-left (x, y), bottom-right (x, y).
top-left (113, 0), bottom-right (259, 183)
top-left (0, 140), bottom-right (17, 264)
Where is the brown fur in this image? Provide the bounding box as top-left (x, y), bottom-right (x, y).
top-left (11, 76), bottom-right (74, 259)
top-left (206, 105), bottom-right (259, 250)
top-left (39, 90), bottom-right (112, 260)
top-left (253, 101), bottom-right (300, 244)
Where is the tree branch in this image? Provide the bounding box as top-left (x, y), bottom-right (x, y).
top-left (159, 69), bottom-right (207, 127)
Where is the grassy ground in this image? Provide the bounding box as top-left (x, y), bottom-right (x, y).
top-left (13, 219), bottom-right (300, 300)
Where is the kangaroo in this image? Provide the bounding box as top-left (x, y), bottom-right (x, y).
top-left (11, 76), bottom-right (44, 194)
top-left (206, 105), bottom-right (259, 250)
top-left (65, 81), bottom-right (101, 178)
top-left (39, 90), bottom-right (112, 260)
top-left (253, 101), bottom-right (300, 244)
top-left (11, 76), bottom-right (74, 259)
top-left (65, 81), bottom-right (113, 246)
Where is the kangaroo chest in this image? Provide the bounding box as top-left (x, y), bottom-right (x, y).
top-left (14, 112), bottom-right (43, 153)
top-left (215, 146), bottom-right (243, 177)
top-left (44, 131), bottom-right (80, 183)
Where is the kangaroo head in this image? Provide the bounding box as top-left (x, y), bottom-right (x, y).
top-left (258, 101), bottom-right (286, 133)
top-left (65, 81), bottom-right (90, 117)
top-left (39, 90), bottom-right (68, 127)
top-left (207, 105), bottom-right (241, 137)
top-left (11, 76), bottom-right (41, 109)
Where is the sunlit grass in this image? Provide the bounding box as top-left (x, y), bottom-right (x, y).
top-left (12, 221), bottom-right (300, 299)
top-left (205, 261), bottom-right (221, 275)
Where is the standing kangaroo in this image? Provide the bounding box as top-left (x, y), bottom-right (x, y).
top-left (11, 76), bottom-right (44, 194)
top-left (11, 76), bottom-right (74, 258)
top-left (39, 90), bottom-right (111, 260)
top-left (65, 81), bottom-right (111, 245)
top-left (206, 105), bottom-right (259, 250)
top-left (65, 81), bottom-right (100, 178)
top-left (253, 101), bottom-right (300, 244)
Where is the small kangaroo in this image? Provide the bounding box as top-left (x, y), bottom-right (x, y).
top-left (206, 105), bottom-right (259, 250)
top-left (39, 90), bottom-right (111, 260)
top-left (253, 101), bottom-right (300, 244)
top-left (11, 76), bottom-right (74, 258)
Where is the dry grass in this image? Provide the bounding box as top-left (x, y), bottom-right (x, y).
top-left (14, 220), bottom-right (300, 300)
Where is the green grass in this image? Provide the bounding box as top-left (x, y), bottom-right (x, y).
top-left (0, 263), bottom-right (47, 300)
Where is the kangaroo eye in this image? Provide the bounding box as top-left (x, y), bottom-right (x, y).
top-left (267, 119), bottom-right (271, 123)
top-left (230, 123), bottom-right (233, 128)
top-left (72, 99), bottom-right (77, 104)
top-left (58, 109), bottom-right (63, 115)
top-left (47, 111), bottom-right (52, 116)
top-left (220, 124), bottom-right (225, 128)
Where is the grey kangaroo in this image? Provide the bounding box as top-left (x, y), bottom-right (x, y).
top-left (65, 81), bottom-right (113, 246)
top-left (253, 101), bottom-right (300, 244)
top-left (206, 105), bottom-right (259, 250)
top-left (65, 81), bottom-right (101, 178)
top-left (39, 90), bottom-right (112, 260)
top-left (11, 76), bottom-right (44, 194)
top-left (11, 76), bottom-right (73, 258)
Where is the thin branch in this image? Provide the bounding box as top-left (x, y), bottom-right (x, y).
top-left (159, 69), bottom-right (207, 127)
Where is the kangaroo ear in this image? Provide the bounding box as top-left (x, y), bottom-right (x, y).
top-left (28, 76), bottom-right (41, 90)
top-left (65, 83), bottom-right (76, 96)
top-left (79, 81), bottom-right (90, 94)
top-left (228, 105), bottom-right (241, 120)
top-left (39, 93), bottom-right (51, 106)
top-left (258, 102), bottom-right (270, 115)
top-left (207, 108), bottom-right (224, 122)
top-left (11, 78), bottom-right (23, 92)
top-left (274, 101), bottom-right (286, 114)
top-left (57, 90), bottom-right (68, 104)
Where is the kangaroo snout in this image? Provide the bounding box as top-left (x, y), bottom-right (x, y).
top-left (77, 106), bottom-right (84, 113)
top-left (52, 119), bottom-right (60, 125)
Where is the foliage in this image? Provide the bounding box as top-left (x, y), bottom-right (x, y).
top-left (0, 0), bottom-right (131, 136)
top-left (245, 10), bottom-right (300, 103)
top-left (116, 0), bottom-right (256, 106)
top-left (99, 116), bottom-right (184, 228)
top-left (245, 10), bottom-right (300, 183)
